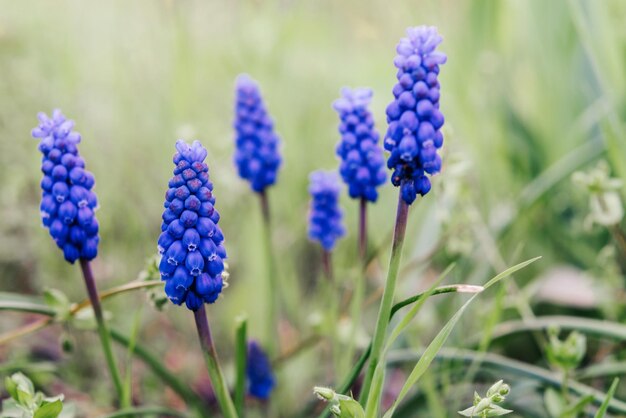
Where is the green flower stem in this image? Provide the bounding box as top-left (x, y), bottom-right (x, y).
top-left (338, 285), bottom-right (477, 395)
top-left (321, 250), bottom-right (333, 282)
top-left (308, 284), bottom-right (476, 418)
top-left (194, 305), bottom-right (239, 418)
top-left (79, 259), bottom-right (125, 406)
top-left (359, 197), bottom-right (367, 261)
top-left (259, 190), bottom-right (279, 355)
top-left (320, 249), bottom-right (341, 376)
top-left (562, 368), bottom-right (571, 404)
top-left (234, 315), bottom-right (248, 417)
top-left (341, 199), bottom-right (368, 379)
top-left (359, 193), bottom-right (409, 404)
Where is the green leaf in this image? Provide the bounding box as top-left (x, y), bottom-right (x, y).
top-left (384, 264), bottom-right (457, 352)
top-left (458, 406), bottom-right (478, 416)
top-left (364, 363), bottom-right (385, 418)
top-left (562, 394), bottom-right (594, 418)
top-left (336, 397), bottom-right (365, 418)
top-left (458, 404), bottom-right (513, 417)
top-left (5, 375), bottom-right (18, 400)
top-left (1, 398), bottom-right (28, 418)
top-left (544, 387), bottom-right (565, 417)
top-left (594, 378), bottom-right (620, 418)
top-left (43, 289), bottom-right (71, 321)
top-left (34, 399), bottom-right (63, 418)
top-left (314, 387), bottom-right (365, 418)
top-left (381, 257), bottom-right (540, 418)
top-left (483, 256), bottom-right (542, 289)
top-left (484, 405), bottom-right (513, 416)
top-left (7, 373), bottom-right (36, 409)
top-left (57, 403), bottom-right (76, 418)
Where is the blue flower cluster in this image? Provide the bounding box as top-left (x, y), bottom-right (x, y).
top-left (333, 87), bottom-right (387, 202)
top-left (246, 341), bottom-right (275, 400)
top-left (31, 110), bottom-right (99, 264)
top-left (308, 171), bottom-right (345, 251)
top-left (233, 75), bottom-right (282, 193)
top-left (384, 26), bottom-right (447, 204)
top-left (158, 140), bottom-right (226, 311)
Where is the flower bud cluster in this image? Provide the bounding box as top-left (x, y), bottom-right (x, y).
top-left (158, 140), bottom-right (226, 311)
top-left (384, 26), bottom-right (447, 204)
top-left (31, 110), bottom-right (99, 263)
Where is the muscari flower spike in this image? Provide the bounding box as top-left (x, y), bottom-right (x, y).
top-left (333, 87), bottom-right (387, 202)
top-left (158, 140), bottom-right (226, 311)
top-left (308, 171), bottom-right (346, 251)
top-left (246, 340), bottom-right (275, 400)
top-left (384, 26), bottom-right (447, 204)
top-left (31, 110), bottom-right (99, 263)
top-left (233, 74), bottom-right (282, 193)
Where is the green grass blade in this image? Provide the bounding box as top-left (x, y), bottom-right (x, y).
top-left (364, 363), bottom-right (385, 418)
top-left (384, 264), bottom-right (458, 353)
top-left (387, 348), bottom-right (626, 414)
top-left (483, 256), bottom-right (541, 289)
top-left (122, 307), bottom-right (144, 409)
top-left (234, 315), bottom-right (248, 417)
top-left (594, 378), bottom-right (619, 418)
top-left (489, 316), bottom-right (626, 342)
top-left (380, 257), bottom-right (540, 418)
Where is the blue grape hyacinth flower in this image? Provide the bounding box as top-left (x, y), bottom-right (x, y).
top-left (158, 140), bottom-right (226, 311)
top-left (31, 110), bottom-right (99, 263)
top-left (233, 74), bottom-right (282, 193)
top-left (247, 341), bottom-right (275, 400)
top-left (333, 87), bottom-right (386, 202)
top-left (384, 26), bottom-right (447, 204)
top-left (308, 171), bottom-right (345, 251)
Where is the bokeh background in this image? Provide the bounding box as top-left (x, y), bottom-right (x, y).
top-left (1, 1), bottom-right (626, 417)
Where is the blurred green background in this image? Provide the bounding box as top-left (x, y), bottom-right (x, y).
top-left (1, 0), bottom-right (626, 417)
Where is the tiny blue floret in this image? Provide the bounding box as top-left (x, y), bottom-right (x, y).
top-left (31, 110), bottom-right (99, 263)
top-left (158, 140), bottom-right (227, 311)
top-left (308, 171), bottom-right (345, 251)
top-left (333, 87), bottom-right (387, 202)
top-left (247, 340), bottom-right (275, 400)
top-left (233, 74), bottom-right (282, 193)
top-left (384, 26), bottom-right (447, 204)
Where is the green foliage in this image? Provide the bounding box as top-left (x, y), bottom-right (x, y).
top-left (595, 379), bottom-right (620, 418)
top-left (546, 327), bottom-right (587, 372)
top-left (42, 289), bottom-right (71, 322)
top-left (1, 373), bottom-right (68, 418)
top-left (380, 257), bottom-right (540, 418)
top-left (572, 161), bottom-right (624, 228)
top-left (137, 255), bottom-right (168, 311)
top-left (458, 380), bottom-right (512, 417)
top-left (314, 387), bottom-right (365, 418)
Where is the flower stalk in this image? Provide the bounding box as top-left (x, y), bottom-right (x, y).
top-left (359, 192), bottom-right (409, 403)
top-left (359, 198), bottom-right (367, 261)
top-left (259, 190), bottom-right (279, 355)
top-left (321, 250), bottom-right (334, 282)
top-left (79, 259), bottom-right (125, 406)
top-left (194, 305), bottom-right (239, 418)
